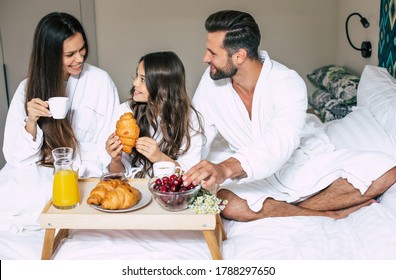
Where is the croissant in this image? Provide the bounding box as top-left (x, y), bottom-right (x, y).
top-left (115, 112), bottom-right (140, 154)
top-left (102, 184), bottom-right (142, 210)
top-left (86, 180), bottom-right (117, 205)
top-left (87, 179), bottom-right (141, 209)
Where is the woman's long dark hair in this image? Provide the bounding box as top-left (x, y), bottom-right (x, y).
top-left (25, 12), bottom-right (89, 164)
top-left (129, 51), bottom-right (203, 177)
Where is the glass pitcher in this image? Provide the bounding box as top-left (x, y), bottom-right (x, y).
top-left (52, 147), bottom-right (80, 209)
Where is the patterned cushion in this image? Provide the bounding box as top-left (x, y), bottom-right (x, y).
top-left (308, 88), bottom-right (353, 122)
top-left (320, 99), bottom-right (353, 122)
top-left (307, 65), bottom-right (360, 102)
top-left (308, 88), bottom-right (333, 111)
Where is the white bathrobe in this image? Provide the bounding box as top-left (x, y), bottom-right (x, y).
top-left (193, 51), bottom-right (396, 211)
top-left (0, 63), bottom-right (120, 230)
top-left (194, 51), bottom-right (308, 181)
top-left (3, 63), bottom-right (119, 177)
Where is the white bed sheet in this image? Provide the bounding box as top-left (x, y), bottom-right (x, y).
top-left (1, 182), bottom-right (396, 260)
top-left (1, 110), bottom-right (396, 260)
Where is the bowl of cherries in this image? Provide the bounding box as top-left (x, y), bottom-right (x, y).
top-left (148, 173), bottom-right (200, 211)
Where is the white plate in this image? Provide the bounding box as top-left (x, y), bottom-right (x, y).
top-left (90, 187), bottom-right (152, 213)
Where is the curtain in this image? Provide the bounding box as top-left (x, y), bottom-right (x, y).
top-left (378, 0), bottom-right (396, 77)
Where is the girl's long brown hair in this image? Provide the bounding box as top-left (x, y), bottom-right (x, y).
top-left (25, 12), bottom-right (89, 164)
top-left (129, 51), bottom-right (203, 177)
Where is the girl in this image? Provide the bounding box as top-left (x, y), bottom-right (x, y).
top-left (106, 51), bottom-right (203, 178)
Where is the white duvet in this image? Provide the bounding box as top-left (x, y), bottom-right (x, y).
top-left (1, 127), bottom-right (396, 260)
top-left (1, 183), bottom-right (396, 260)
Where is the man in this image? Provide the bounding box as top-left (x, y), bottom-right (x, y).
top-left (183, 10), bottom-right (396, 222)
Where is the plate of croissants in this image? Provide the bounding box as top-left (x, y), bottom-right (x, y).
top-left (87, 179), bottom-right (151, 213)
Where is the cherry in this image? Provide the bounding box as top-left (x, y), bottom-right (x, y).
top-left (162, 176), bottom-right (170, 185)
top-left (172, 179), bottom-right (181, 186)
top-left (153, 172), bottom-right (197, 198)
top-left (155, 178), bottom-right (162, 185)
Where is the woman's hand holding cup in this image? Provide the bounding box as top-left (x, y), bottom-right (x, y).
top-left (26, 98), bottom-right (52, 123)
top-left (47, 97), bottom-right (69, 119)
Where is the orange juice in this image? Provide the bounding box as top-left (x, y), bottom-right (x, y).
top-left (52, 169), bottom-right (80, 209)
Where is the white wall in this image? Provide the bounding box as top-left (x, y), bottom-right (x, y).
top-left (0, 0), bottom-right (382, 168)
top-left (94, 0), bottom-right (338, 101)
top-left (336, 0), bottom-right (380, 75)
top-left (0, 0), bottom-right (96, 101)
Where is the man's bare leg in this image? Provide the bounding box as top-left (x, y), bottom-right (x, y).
top-left (217, 167), bottom-right (396, 222)
top-left (217, 189), bottom-right (374, 222)
top-left (259, 198), bottom-right (374, 220)
top-left (298, 166), bottom-right (396, 211)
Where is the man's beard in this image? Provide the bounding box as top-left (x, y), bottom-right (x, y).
top-left (210, 59), bottom-right (238, 80)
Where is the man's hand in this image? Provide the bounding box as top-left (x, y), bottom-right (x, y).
top-left (182, 157), bottom-right (246, 188)
top-left (182, 160), bottom-right (226, 188)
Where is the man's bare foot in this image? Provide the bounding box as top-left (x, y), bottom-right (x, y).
top-left (330, 199), bottom-right (376, 219)
top-left (218, 190), bottom-right (257, 222)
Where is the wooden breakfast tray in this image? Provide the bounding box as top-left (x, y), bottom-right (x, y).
top-left (39, 178), bottom-right (226, 260)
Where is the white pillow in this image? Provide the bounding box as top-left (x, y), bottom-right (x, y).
top-left (325, 107), bottom-right (396, 158)
top-left (357, 65), bottom-right (396, 145)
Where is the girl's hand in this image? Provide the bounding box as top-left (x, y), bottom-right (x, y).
top-left (106, 133), bottom-right (123, 161)
top-left (26, 98), bottom-right (51, 124)
top-left (135, 136), bottom-right (163, 163)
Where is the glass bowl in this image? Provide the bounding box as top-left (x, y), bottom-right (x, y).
top-left (100, 172), bottom-right (127, 182)
top-left (148, 178), bottom-right (201, 211)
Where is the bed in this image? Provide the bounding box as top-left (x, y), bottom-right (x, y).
top-left (0, 64), bottom-right (395, 260)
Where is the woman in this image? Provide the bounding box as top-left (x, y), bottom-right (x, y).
top-left (2, 12), bottom-right (120, 177)
top-left (106, 51), bottom-right (203, 178)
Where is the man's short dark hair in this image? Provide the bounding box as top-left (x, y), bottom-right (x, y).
top-left (205, 10), bottom-right (261, 60)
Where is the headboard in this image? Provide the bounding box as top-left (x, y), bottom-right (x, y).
top-left (378, 0), bottom-right (396, 77)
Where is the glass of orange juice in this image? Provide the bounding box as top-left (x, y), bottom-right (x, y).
top-left (52, 147), bottom-right (80, 209)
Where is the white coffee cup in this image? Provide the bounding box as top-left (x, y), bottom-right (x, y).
top-left (48, 97), bottom-right (69, 119)
top-left (153, 161), bottom-right (181, 178)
